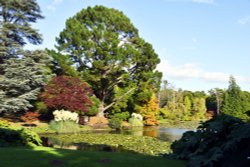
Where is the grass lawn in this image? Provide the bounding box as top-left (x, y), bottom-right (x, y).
top-left (0, 146), bottom-right (186, 167)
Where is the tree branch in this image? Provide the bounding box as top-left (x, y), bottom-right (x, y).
top-left (103, 87), bottom-right (135, 111)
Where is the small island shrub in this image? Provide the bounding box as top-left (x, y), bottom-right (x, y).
top-left (128, 113), bottom-right (143, 127)
top-left (129, 117), bottom-right (144, 127)
top-left (108, 117), bottom-right (122, 130)
top-left (49, 110), bottom-right (80, 133)
top-left (53, 109), bottom-right (79, 123)
top-left (49, 120), bottom-right (80, 133)
top-left (108, 112), bottom-right (130, 129)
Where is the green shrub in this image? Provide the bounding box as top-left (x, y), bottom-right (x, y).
top-left (0, 120), bottom-right (10, 128)
top-left (49, 120), bottom-right (80, 133)
top-left (128, 117), bottom-right (143, 127)
top-left (35, 101), bottom-right (48, 114)
top-left (169, 114), bottom-right (250, 167)
top-left (108, 117), bottom-right (122, 129)
top-left (111, 112), bottom-right (130, 120)
top-left (0, 126), bottom-right (42, 147)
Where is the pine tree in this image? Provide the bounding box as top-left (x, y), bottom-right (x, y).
top-left (0, 50), bottom-right (53, 113)
top-left (0, 0), bottom-right (43, 61)
top-left (222, 76), bottom-right (246, 118)
top-left (54, 5), bottom-right (162, 116)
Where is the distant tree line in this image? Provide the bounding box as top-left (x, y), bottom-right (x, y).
top-left (159, 76), bottom-right (250, 121)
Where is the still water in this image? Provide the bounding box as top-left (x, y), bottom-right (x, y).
top-left (41, 127), bottom-right (192, 152)
top-left (111, 126), bottom-right (190, 142)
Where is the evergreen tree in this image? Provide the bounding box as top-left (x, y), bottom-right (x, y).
top-left (0, 50), bottom-right (53, 113)
top-left (0, 0), bottom-right (43, 61)
top-left (54, 6), bottom-right (162, 116)
top-left (240, 91), bottom-right (250, 119)
top-left (222, 76), bottom-right (245, 118)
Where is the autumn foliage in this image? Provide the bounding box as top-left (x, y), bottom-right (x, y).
top-left (20, 111), bottom-right (40, 123)
top-left (139, 94), bottom-right (159, 126)
top-left (40, 76), bottom-right (93, 113)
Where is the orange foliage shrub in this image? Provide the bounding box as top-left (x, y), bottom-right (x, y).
top-left (139, 94), bottom-right (159, 126)
top-left (20, 111), bottom-right (40, 123)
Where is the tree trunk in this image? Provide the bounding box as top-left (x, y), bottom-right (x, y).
top-left (97, 102), bottom-right (105, 117)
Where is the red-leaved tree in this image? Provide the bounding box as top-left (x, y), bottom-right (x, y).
top-left (40, 76), bottom-right (93, 113)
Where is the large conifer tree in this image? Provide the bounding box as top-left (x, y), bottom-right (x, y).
top-left (54, 6), bottom-right (162, 116)
top-left (222, 76), bottom-right (247, 118)
top-left (0, 50), bottom-right (53, 113)
top-left (0, 0), bottom-right (43, 62)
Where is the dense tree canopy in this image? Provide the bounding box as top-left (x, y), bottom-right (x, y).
top-left (222, 76), bottom-right (247, 119)
top-left (40, 75), bottom-right (94, 114)
top-left (54, 5), bottom-right (162, 116)
top-left (159, 84), bottom-right (207, 121)
top-left (0, 50), bottom-right (53, 113)
top-left (0, 0), bottom-right (43, 61)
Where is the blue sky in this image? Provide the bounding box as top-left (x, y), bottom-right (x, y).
top-left (27, 0), bottom-right (250, 92)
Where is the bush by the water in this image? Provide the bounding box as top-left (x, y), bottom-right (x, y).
top-left (169, 114), bottom-right (250, 167)
top-left (53, 109), bottom-right (79, 123)
top-left (49, 109), bottom-right (81, 133)
top-left (128, 117), bottom-right (143, 127)
top-left (108, 117), bottom-right (122, 129)
top-left (49, 120), bottom-right (80, 133)
top-left (0, 120), bottom-right (41, 147)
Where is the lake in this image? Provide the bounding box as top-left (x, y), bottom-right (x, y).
top-left (111, 126), bottom-right (191, 142)
top-left (41, 126), bottom-right (192, 152)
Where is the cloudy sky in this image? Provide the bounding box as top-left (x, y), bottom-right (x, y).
top-left (28, 0), bottom-right (250, 92)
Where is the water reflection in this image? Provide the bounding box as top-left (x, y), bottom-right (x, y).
top-left (118, 126), bottom-right (191, 142)
top-left (94, 126), bottom-right (190, 141)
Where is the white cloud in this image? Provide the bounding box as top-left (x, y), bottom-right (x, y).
top-left (47, 0), bottom-right (64, 11)
top-left (157, 59), bottom-right (250, 84)
top-left (238, 16), bottom-right (250, 25)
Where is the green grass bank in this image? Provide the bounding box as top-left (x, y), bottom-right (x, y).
top-left (0, 147), bottom-right (186, 167)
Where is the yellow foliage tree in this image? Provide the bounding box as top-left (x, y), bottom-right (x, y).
top-left (139, 94), bottom-right (159, 126)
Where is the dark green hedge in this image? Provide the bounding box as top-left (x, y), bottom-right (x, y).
top-left (0, 122), bottom-right (41, 147)
top-left (169, 115), bottom-right (250, 167)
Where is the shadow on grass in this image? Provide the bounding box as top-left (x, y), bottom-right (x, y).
top-left (0, 146), bottom-right (186, 167)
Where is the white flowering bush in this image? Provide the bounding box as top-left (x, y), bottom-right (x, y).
top-left (129, 113), bottom-right (144, 127)
top-left (49, 110), bottom-right (80, 133)
top-left (131, 113), bottom-right (143, 121)
top-left (53, 109), bottom-right (79, 123)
